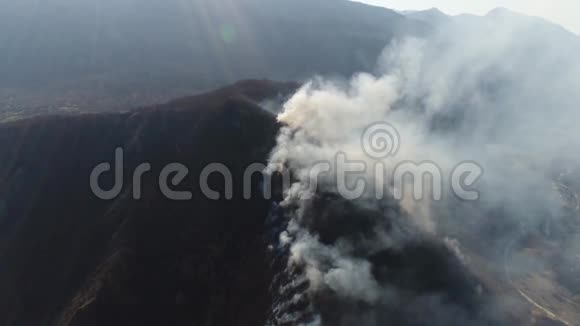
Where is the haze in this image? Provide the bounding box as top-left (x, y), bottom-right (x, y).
top-left (356, 0), bottom-right (580, 35)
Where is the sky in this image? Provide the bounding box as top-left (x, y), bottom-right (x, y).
top-left (355, 0), bottom-right (580, 35)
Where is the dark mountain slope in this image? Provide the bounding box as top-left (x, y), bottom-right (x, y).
top-left (0, 80), bottom-right (297, 326)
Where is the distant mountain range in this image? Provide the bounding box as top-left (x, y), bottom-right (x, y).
top-left (0, 0), bottom-right (425, 115)
top-left (1, 0), bottom-right (578, 118)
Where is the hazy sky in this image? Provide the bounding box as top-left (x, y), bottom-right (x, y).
top-left (355, 0), bottom-right (580, 35)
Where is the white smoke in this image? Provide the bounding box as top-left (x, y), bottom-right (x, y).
top-left (267, 9), bottom-right (580, 326)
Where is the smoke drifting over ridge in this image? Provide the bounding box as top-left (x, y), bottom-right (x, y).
top-left (266, 10), bottom-right (580, 326)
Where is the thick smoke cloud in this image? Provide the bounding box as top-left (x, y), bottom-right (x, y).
top-left (266, 9), bottom-right (580, 326)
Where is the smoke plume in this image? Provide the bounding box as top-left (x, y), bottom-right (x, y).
top-left (266, 10), bottom-right (580, 326)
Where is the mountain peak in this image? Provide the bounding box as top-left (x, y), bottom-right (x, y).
top-left (401, 7), bottom-right (448, 23)
top-left (401, 7), bottom-right (443, 15)
top-left (487, 7), bottom-right (516, 17)
top-left (424, 7), bottom-right (444, 14)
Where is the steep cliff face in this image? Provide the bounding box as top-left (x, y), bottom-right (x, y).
top-left (0, 80), bottom-right (297, 326)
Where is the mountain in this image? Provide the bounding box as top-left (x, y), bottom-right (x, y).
top-left (0, 80), bottom-right (298, 325)
top-left (0, 79), bottom-right (570, 326)
top-left (0, 79), bottom-right (526, 325)
top-left (0, 0), bottom-right (426, 116)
